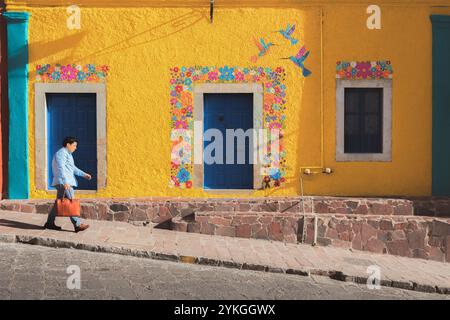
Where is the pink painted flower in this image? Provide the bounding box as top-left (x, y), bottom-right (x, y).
top-left (208, 71), bottom-right (218, 81)
top-left (265, 82), bottom-right (272, 88)
top-left (170, 98), bottom-right (178, 105)
top-left (235, 72), bottom-right (244, 81)
top-left (356, 62), bottom-right (373, 79)
top-left (175, 120), bottom-right (188, 129)
top-left (170, 78), bottom-right (176, 84)
top-left (61, 64), bottom-right (77, 81)
top-left (269, 122), bottom-right (282, 130)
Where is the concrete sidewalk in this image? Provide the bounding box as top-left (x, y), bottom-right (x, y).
top-left (0, 210), bottom-right (449, 295)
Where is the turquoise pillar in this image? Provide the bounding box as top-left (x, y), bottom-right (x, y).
top-left (3, 12), bottom-right (30, 199)
top-left (431, 15), bottom-right (450, 196)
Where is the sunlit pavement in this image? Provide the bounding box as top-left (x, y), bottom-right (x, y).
top-left (0, 243), bottom-right (448, 300)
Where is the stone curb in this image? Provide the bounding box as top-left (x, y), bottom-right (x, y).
top-left (0, 233), bottom-right (448, 295)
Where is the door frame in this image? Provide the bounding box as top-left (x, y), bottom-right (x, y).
top-left (193, 83), bottom-right (263, 191)
top-left (34, 83), bottom-right (107, 193)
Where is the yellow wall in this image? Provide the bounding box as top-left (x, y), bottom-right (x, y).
top-left (8, 0), bottom-right (450, 199)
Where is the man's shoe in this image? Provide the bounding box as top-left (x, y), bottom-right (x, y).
top-left (44, 222), bottom-right (62, 231)
top-left (74, 224), bottom-right (89, 233)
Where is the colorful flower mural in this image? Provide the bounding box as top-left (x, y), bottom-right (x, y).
top-left (169, 66), bottom-right (287, 189)
top-left (36, 64), bottom-right (109, 82)
top-left (336, 61), bottom-right (393, 80)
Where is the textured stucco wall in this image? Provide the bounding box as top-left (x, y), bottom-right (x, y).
top-left (18, 1), bottom-right (450, 199)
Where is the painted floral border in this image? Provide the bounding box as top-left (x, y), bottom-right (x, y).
top-left (36, 64), bottom-right (109, 82)
top-left (336, 61), bottom-right (393, 80)
top-left (169, 66), bottom-right (287, 189)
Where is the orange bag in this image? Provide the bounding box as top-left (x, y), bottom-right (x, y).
top-left (55, 190), bottom-right (80, 217)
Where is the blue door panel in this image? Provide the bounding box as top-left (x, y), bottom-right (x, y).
top-left (204, 93), bottom-right (253, 189)
top-left (431, 15), bottom-right (450, 195)
top-left (46, 93), bottom-right (97, 190)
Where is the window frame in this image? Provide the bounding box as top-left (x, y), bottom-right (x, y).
top-left (336, 79), bottom-right (392, 162)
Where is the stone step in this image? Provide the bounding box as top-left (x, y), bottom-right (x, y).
top-left (170, 211), bottom-right (450, 263)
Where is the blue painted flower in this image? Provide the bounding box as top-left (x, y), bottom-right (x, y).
top-left (269, 168), bottom-right (281, 180)
top-left (184, 78), bottom-right (192, 86)
top-left (51, 71), bottom-right (61, 80)
top-left (243, 68), bottom-right (249, 74)
top-left (181, 67), bottom-right (187, 72)
top-left (219, 66), bottom-right (235, 81)
top-left (280, 84), bottom-right (286, 90)
top-left (176, 167), bottom-right (190, 183)
top-left (201, 67), bottom-right (209, 74)
top-left (77, 71), bottom-right (87, 81)
top-left (87, 64), bottom-right (95, 73)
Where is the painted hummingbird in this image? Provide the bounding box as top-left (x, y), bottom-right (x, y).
top-left (281, 45), bottom-right (312, 77)
top-left (250, 37), bottom-right (276, 63)
top-left (274, 23), bottom-right (299, 45)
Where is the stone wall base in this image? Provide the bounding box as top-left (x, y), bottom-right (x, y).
top-left (0, 196), bottom-right (415, 224)
top-left (171, 212), bottom-right (450, 263)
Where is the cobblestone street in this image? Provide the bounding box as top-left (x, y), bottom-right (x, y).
top-left (0, 243), bottom-right (448, 300)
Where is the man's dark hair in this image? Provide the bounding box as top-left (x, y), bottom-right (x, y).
top-left (62, 136), bottom-right (78, 147)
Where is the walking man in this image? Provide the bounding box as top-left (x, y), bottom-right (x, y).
top-left (44, 136), bottom-right (91, 232)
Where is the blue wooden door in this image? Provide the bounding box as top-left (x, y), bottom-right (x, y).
top-left (204, 93), bottom-right (253, 189)
top-left (431, 15), bottom-right (450, 196)
top-left (46, 93), bottom-right (97, 190)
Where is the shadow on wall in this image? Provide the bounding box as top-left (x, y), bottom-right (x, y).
top-left (73, 9), bottom-right (209, 63)
top-left (25, 9), bottom-right (208, 78)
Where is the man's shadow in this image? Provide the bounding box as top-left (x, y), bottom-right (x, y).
top-left (0, 219), bottom-right (45, 230)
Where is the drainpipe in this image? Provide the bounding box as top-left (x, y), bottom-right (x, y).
top-left (299, 7), bottom-right (325, 175)
top-left (299, 7), bottom-right (325, 246)
top-left (313, 215), bottom-right (318, 246)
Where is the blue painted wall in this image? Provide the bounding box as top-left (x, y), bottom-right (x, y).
top-left (3, 12), bottom-right (30, 199)
top-left (431, 15), bottom-right (450, 196)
